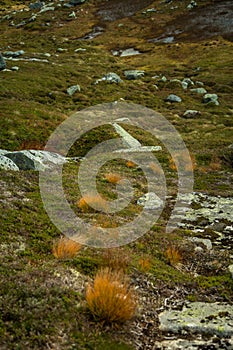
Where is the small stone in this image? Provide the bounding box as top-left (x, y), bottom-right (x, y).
top-left (69, 0), bottom-right (86, 5)
top-left (39, 6), bottom-right (55, 13)
top-left (182, 78), bottom-right (194, 87)
top-left (57, 48), bottom-right (67, 52)
top-left (74, 48), bottom-right (86, 52)
top-left (0, 53), bottom-right (6, 70)
top-left (160, 75), bottom-right (167, 82)
top-left (11, 66), bottom-right (19, 71)
top-left (188, 237), bottom-right (212, 250)
top-left (124, 70), bottom-right (144, 80)
top-left (187, 1), bottom-right (197, 9)
top-left (183, 110), bottom-right (201, 118)
top-left (103, 72), bottom-right (122, 83)
top-left (228, 265), bottom-right (233, 279)
top-left (203, 93), bottom-right (219, 105)
top-left (29, 1), bottom-right (45, 10)
top-left (190, 87), bottom-right (207, 94)
top-left (166, 94), bottom-right (182, 103)
top-left (3, 50), bottom-right (25, 58)
top-left (44, 53), bottom-right (51, 57)
top-left (69, 11), bottom-right (77, 18)
top-left (67, 84), bottom-right (81, 96)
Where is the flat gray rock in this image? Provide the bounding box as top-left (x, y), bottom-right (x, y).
top-left (159, 302), bottom-right (233, 337)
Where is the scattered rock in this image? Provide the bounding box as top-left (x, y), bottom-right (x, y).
top-left (166, 94), bottom-right (182, 103)
top-left (74, 48), bottom-right (86, 53)
top-left (39, 6), bottom-right (55, 13)
top-left (29, 1), bottom-right (45, 10)
top-left (159, 302), bottom-right (233, 337)
top-left (188, 236), bottom-right (212, 250)
top-left (124, 70), bottom-right (144, 80)
top-left (187, 1), bottom-right (198, 9)
top-left (228, 265), bottom-right (233, 279)
top-left (183, 109), bottom-right (201, 118)
top-left (0, 53), bottom-right (6, 70)
top-left (69, 0), bottom-right (86, 5)
top-left (190, 87), bottom-right (207, 94)
top-left (137, 192), bottom-right (164, 210)
top-left (0, 155), bottom-right (19, 171)
top-left (3, 50), bottom-right (25, 58)
top-left (203, 93), bottom-right (219, 105)
top-left (95, 72), bottom-right (122, 84)
top-left (67, 84), bottom-right (81, 96)
top-left (11, 66), bottom-right (19, 71)
top-left (112, 48), bottom-right (141, 57)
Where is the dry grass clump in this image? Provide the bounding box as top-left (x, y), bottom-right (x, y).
top-left (102, 248), bottom-right (131, 272)
top-left (77, 195), bottom-right (107, 213)
top-left (86, 268), bottom-right (137, 323)
top-left (105, 172), bottom-right (122, 184)
top-left (126, 160), bottom-right (136, 168)
top-left (165, 245), bottom-right (182, 266)
top-left (138, 256), bottom-right (152, 272)
top-left (169, 152), bottom-right (196, 172)
top-left (52, 237), bottom-right (82, 259)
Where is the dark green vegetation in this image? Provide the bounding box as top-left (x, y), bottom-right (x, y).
top-left (1, 0), bottom-right (233, 349)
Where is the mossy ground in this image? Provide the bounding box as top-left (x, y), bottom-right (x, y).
top-left (0, 0), bottom-right (233, 348)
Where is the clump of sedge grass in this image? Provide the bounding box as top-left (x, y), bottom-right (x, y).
top-left (86, 268), bottom-right (137, 323)
top-left (105, 172), bottom-right (122, 184)
top-left (52, 237), bottom-right (82, 259)
top-left (77, 194), bottom-right (107, 213)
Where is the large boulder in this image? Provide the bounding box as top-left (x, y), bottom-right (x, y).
top-left (159, 302), bottom-right (233, 337)
top-left (4, 150), bottom-right (67, 171)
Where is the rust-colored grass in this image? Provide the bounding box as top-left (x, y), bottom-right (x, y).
top-left (105, 172), bottom-right (122, 184)
top-left (77, 195), bottom-right (107, 213)
top-left (126, 160), bottom-right (136, 168)
top-left (169, 152), bottom-right (196, 172)
top-left (86, 268), bottom-right (137, 323)
top-left (138, 257), bottom-right (152, 272)
top-left (165, 245), bottom-right (182, 266)
top-left (52, 237), bottom-right (82, 259)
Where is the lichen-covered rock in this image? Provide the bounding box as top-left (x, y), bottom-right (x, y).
top-left (0, 155), bottom-right (19, 171)
top-left (159, 302), bottom-right (233, 337)
top-left (166, 94), bottom-right (182, 103)
top-left (4, 150), bottom-right (67, 171)
top-left (203, 93), bottom-right (219, 105)
top-left (183, 110), bottom-right (201, 118)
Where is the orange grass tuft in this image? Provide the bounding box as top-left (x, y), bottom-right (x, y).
top-left (86, 268), bottom-right (137, 323)
top-left (77, 194), bottom-right (107, 213)
top-left (138, 257), bottom-right (152, 272)
top-left (126, 160), bottom-right (136, 168)
top-left (52, 237), bottom-right (82, 259)
top-left (105, 172), bottom-right (122, 184)
top-left (165, 246), bottom-right (182, 266)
